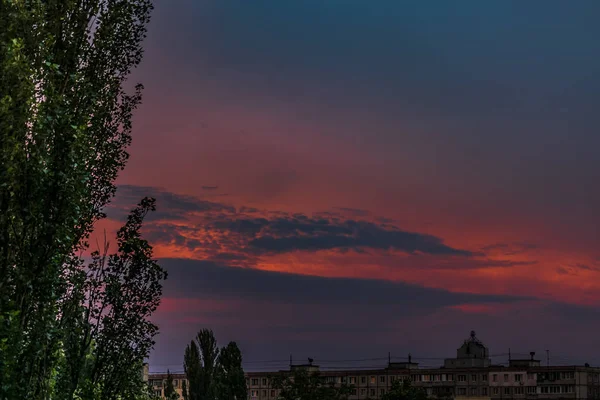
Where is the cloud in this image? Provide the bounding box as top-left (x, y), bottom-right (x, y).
top-left (106, 186), bottom-right (546, 273)
top-left (149, 259), bottom-right (600, 371)
top-left (212, 215), bottom-right (472, 256)
top-left (202, 185), bottom-right (219, 190)
top-left (159, 258), bottom-right (523, 307)
top-left (109, 185), bottom-right (235, 222)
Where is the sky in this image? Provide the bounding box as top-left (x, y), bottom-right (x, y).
top-left (104, 0), bottom-right (600, 372)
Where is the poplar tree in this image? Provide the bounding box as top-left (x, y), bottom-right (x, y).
top-left (183, 330), bottom-right (247, 400)
top-left (215, 342), bottom-right (247, 400)
top-left (164, 370), bottom-right (180, 400)
top-left (0, 1), bottom-right (156, 399)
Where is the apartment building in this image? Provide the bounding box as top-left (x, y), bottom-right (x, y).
top-left (147, 372), bottom-right (186, 399)
top-left (149, 331), bottom-right (600, 400)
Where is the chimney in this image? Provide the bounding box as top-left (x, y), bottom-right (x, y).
top-left (530, 352), bottom-right (535, 361)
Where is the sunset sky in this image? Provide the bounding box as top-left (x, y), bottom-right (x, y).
top-left (106, 0), bottom-right (600, 372)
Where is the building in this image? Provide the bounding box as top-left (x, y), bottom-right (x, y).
top-left (148, 372), bottom-right (186, 399)
top-left (148, 332), bottom-right (600, 400)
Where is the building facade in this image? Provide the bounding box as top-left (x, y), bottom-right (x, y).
top-left (148, 332), bottom-right (600, 400)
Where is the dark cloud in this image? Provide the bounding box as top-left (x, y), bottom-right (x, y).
top-left (159, 258), bottom-right (524, 308)
top-left (248, 219), bottom-right (471, 256)
top-left (109, 186), bottom-right (544, 270)
top-left (109, 185), bottom-right (235, 221)
top-left (211, 215), bottom-right (471, 256)
top-left (573, 263), bottom-right (600, 272)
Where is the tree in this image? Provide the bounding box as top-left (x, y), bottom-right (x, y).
top-left (0, 0), bottom-right (153, 399)
top-left (215, 342), bottom-right (247, 400)
top-left (183, 330), bottom-right (247, 400)
top-left (270, 368), bottom-right (354, 400)
top-left (54, 198), bottom-right (167, 400)
top-left (183, 340), bottom-right (202, 400)
top-left (164, 370), bottom-right (181, 400)
top-left (183, 329), bottom-right (220, 400)
top-left (381, 379), bottom-right (428, 400)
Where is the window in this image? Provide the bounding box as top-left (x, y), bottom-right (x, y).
top-left (370, 376), bottom-right (376, 384)
top-left (504, 387), bottom-right (511, 395)
top-left (482, 374), bottom-right (488, 381)
top-left (527, 386), bottom-right (536, 394)
top-left (550, 386), bottom-right (560, 394)
top-left (493, 387), bottom-right (499, 395)
top-left (271, 390), bottom-right (275, 397)
top-left (361, 377), bottom-right (366, 384)
top-left (562, 372), bottom-right (575, 380)
top-left (504, 374), bottom-right (509, 382)
top-left (262, 378), bottom-right (267, 386)
top-left (458, 375), bottom-right (467, 382)
top-left (423, 374), bottom-right (430, 382)
top-left (471, 388), bottom-right (477, 396)
top-left (262, 390), bottom-right (267, 397)
top-left (380, 388), bottom-right (385, 395)
top-left (391, 376), bottom-right (396, 383)
top-left (360, 389), bottom-right (366, 396)
top-left (492, 374), bottom-right (498, 382)
top-left (447, 374), bottom-right (453, 381)
top-left (471, 374), bottom-right (477, 382)
top-left (527, 373), bottom-right (535, 380)
top-left (541, 386), bottom-right (549, 394)
top-left (341, 376), bottom-right (347, 383)
top-left (350, 377), bottom-right (356, 384)
top-left (515, 374), bottom-right (523, 382)
top-left (482, 387), bottom-right (488, 396)
top-left (252, 379), bottom-right (259, 386)
top-left (380, 376), bottom-right (386, 383)
top-left (154, 391), bottom-right (162, 397)
top-left (458, 388), bottom-right (467, 396)
top-left (250, 390), bottom-right (258, 398)
top-left (173, 379), bottom-right (178, 388)
top-left (514, 387), bottom-right (524, 395)
top-left (351, 389), bottom-right (357, 395)
top-left (370, 389), bottom-right (375, 396)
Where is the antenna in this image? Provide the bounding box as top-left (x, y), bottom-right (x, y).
top-left (388, 352), bottom-right (391, 364)
top-left (509, 348), bottom-right (511, 361)
top-left (546, 350), bottom-right (550, 367)
top-left (289, 354), bottom-right (292, 368)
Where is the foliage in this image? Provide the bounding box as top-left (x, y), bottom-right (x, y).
top-left (381, 379), bottom-right (428, 400)
top-left (183, 340), bottom-right (202, 400)
top-left (164, 370), bottom-right (180, 400)
top-left (0, 0), bottom-right (155, 398)
top-left (270, 368), bottom-right (354, 400)
top-left (215, 342), bottom-right (247, 400)
top-left (183, 329), bottom-right (246, 400)
top-left (56, 198), bottom-right (167, 400)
